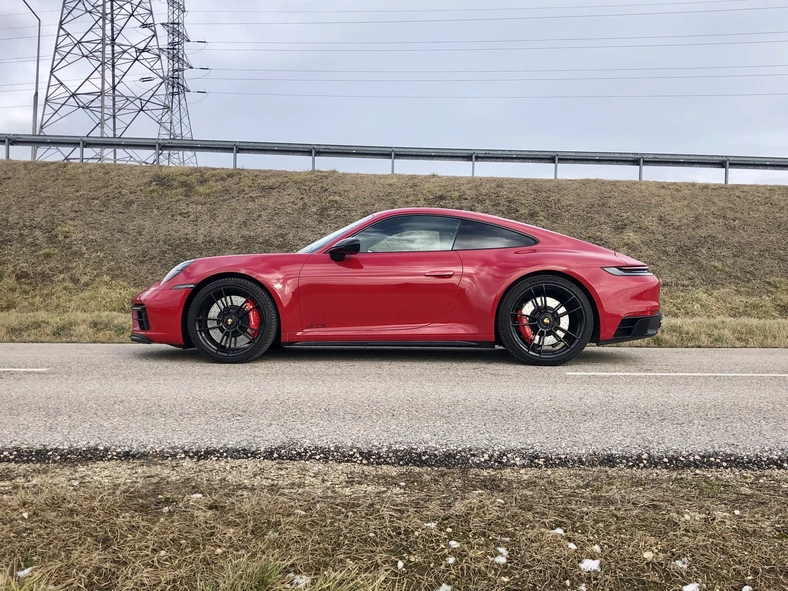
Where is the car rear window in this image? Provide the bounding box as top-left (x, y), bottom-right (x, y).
top-left (453, 219), bottom-right (537, 250)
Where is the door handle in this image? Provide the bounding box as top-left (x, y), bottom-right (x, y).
top-left (424, 270), bottom-right (455, 278)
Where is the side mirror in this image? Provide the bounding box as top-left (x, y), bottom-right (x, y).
top-left (327, 237), bottom-right (361, 262)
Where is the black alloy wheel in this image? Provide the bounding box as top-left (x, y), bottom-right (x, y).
top-left (187, 277), bottom-right (278, 363)
top-left (497, 275), bottom-right (593, 366)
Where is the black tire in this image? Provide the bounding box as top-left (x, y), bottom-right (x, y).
top-left (496, 275), bottom-right (593, 366)
top-left (187, 277), bottom-right (278, 364)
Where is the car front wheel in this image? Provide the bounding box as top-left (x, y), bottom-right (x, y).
top-left (187, 277), bottom-right (278, 363)
top-left (497, 275), bottom-right (593, 366)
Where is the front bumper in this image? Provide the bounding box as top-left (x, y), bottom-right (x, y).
top-left (598, 311), bottom-right (662, 345)
top-left (130, 285), bottom-right (191, 346)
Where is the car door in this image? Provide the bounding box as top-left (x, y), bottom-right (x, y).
top-left (298, 214), bottom-right (463, 331)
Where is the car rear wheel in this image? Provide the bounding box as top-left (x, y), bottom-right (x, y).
top-left (497, 275), bottom-right (593, 366)
top-left (187, 278), bottom-right (278, 364)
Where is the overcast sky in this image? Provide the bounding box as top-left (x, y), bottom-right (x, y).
top-left (1, 0), bottom-right (787, 183)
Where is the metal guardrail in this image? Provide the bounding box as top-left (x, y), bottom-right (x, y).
top-left (4, 132), bottom-right (788, 183)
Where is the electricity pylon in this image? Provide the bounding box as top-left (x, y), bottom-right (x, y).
top-left (159, 0), bottom-right (197, 165)
top-left (38, 0), bottom-right (170, 164)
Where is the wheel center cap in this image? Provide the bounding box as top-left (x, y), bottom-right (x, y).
top-left (224, 315), bottom-right (238, 328)
top-left (539, 314), bottom-right (554, 328)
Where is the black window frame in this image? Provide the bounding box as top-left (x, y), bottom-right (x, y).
top-left (348, 214), bottom-right (463, 254)
top-left (452, 218), bottom-right (539, 251)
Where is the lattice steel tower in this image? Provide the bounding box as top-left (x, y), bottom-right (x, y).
top-left (159, 0), bottom-right (197, 165)
top-left (37, 0), bottom-right (170, 163)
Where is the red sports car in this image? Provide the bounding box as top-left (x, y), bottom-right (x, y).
top-left (131, 208), bottom-right (661, 365)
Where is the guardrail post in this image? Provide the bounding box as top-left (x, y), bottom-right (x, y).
top-left (4, 137), bottom-right (9, 160)
top-left (724, 159), bottom-right (730, 184)
top-left (311, 147), bottom-right (316, 171)
top-left (471, 152), bottom-right (476, 177)
top-left (391, 150), bottom-right (395, 174)
top-left (79, 139), bottom-right (84, 162)
top-left (155, 141), bottom-right (160, 165)
top-left (233, 144), bottom-right (238, 169)
top-left (554, 155), bottom-right (559, 179)
top-left (639, 157), bottom-right (644, 181)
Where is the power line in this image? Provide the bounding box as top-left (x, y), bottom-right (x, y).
top-left (189, 30), bottom-right (788, 46)
top-left (5, 28), bottom-right (788, 45)
top-left (5, 70), bottom-right (788, 94)
top-left (199, 38), bottom-right (788, 52)
top-left (179, 0), bottom-right (752, 13)
top-left (186, 5), bottom-right (788, 25)
top-left (196, 72), bottom-right (788, 83)
top-left (202, 90), bottom-right (788, 99)
top-left (210, 63), bottom-right (788, 74)
top-left (0, 0), bottom-right (759, 17)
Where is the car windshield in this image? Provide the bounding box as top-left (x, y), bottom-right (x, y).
top-left (297, 214), bottom-right (375, 254)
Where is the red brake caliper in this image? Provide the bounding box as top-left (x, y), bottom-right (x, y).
top-left (244, 299), bottom-right (260, 338)
top-left (517, 310), bottom-right (534, 344)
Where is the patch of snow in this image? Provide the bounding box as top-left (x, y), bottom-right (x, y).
top-left (436, 585), bottom-right (452, 591)
top-left (643, 551), bottom-right (654, 560)
top-left (285, 574), bottom-right (311, 589)
top-left (70, 480), bottom-right (79, 487)
top-left (551, 528), bottom-right (565, 536)
top-left (496, 499), bottom-right (505, 504)
top-left (190, 493), bottom-right (203, 499)
top-left (593, 544), bottom-right (602, 553)
top-left (682, 584), bottom-right (700, 591)
top-left (424, 522), bottom-right (437, 528)
top-left (578, 585), bottom-right (587, 591)
top-left (493, 555), bottom-right (507, 565)
top-left (742, 587), bottom-right (753, 591)
top-left (397, 561), bottom-right (404, 570)
top-left (497, 547), bottom-right (509, 557)
top-left (21, 512), bottom-right (29, 519)
top-left (734, 510), bottom-right (741, 515)
top-left (17, 566), bottom-right (34, 580)
top-left (674, 558), bottom-right (691, 569)
top-left (579, 559), bottom-right (600, 572)
top-left (568, 543), bottom-right (577, 550)
top-left (294, 509), bottom-right (306, 515)
top-left (446, 557), bottom-right (456, 564)
top-left (449, 540), bottom-right (459, 548)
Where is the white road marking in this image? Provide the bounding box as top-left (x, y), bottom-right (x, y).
top-left (0, 368), bottom-right (49, 373)
top-left (567, 372), bottom-right (788, 377)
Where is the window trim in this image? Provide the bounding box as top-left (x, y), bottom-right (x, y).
top-left (452, 217), bottom-right (539, 251)
top-left (346, 213), bottom-right (463, 254)
top-left (320, 213), bottom-right (539, 255)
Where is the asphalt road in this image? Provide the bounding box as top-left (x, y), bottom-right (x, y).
top-left (0, 344), bottom-right (786, 467)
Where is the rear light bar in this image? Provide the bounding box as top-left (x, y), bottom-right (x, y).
top-left (602, 266), bottom-right (653, 276)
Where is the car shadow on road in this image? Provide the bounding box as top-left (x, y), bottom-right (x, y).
top-left (132, 344), bottom-right (637, 366)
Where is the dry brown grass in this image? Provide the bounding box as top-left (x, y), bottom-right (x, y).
top-left (1, 160), bottom-right (787, 345)
top-left (1, 312), bottom-right (787, 347)
top-left (1, 460), bottom-right (787, 591)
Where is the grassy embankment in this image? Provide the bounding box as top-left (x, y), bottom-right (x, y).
top-left (1, 160), bottom-right (786, 345)
top-left (2, 461), bottom-right (787, 591)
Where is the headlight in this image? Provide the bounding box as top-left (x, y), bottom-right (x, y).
top-left (602, 266), bottom-right (653, 276)
top-left (162, 260), bottom-right (194, 284)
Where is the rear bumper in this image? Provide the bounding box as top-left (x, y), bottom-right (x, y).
top-left (597, 311), bottom-right (662, 345)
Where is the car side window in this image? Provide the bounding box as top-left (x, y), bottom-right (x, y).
top-left (353, 215), bottom-right (461, 253)
top-left (453, 219), bottom-right (537, 250)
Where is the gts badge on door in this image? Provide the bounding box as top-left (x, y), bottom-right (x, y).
top-left (305, 324), bottom-right (327, 329)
